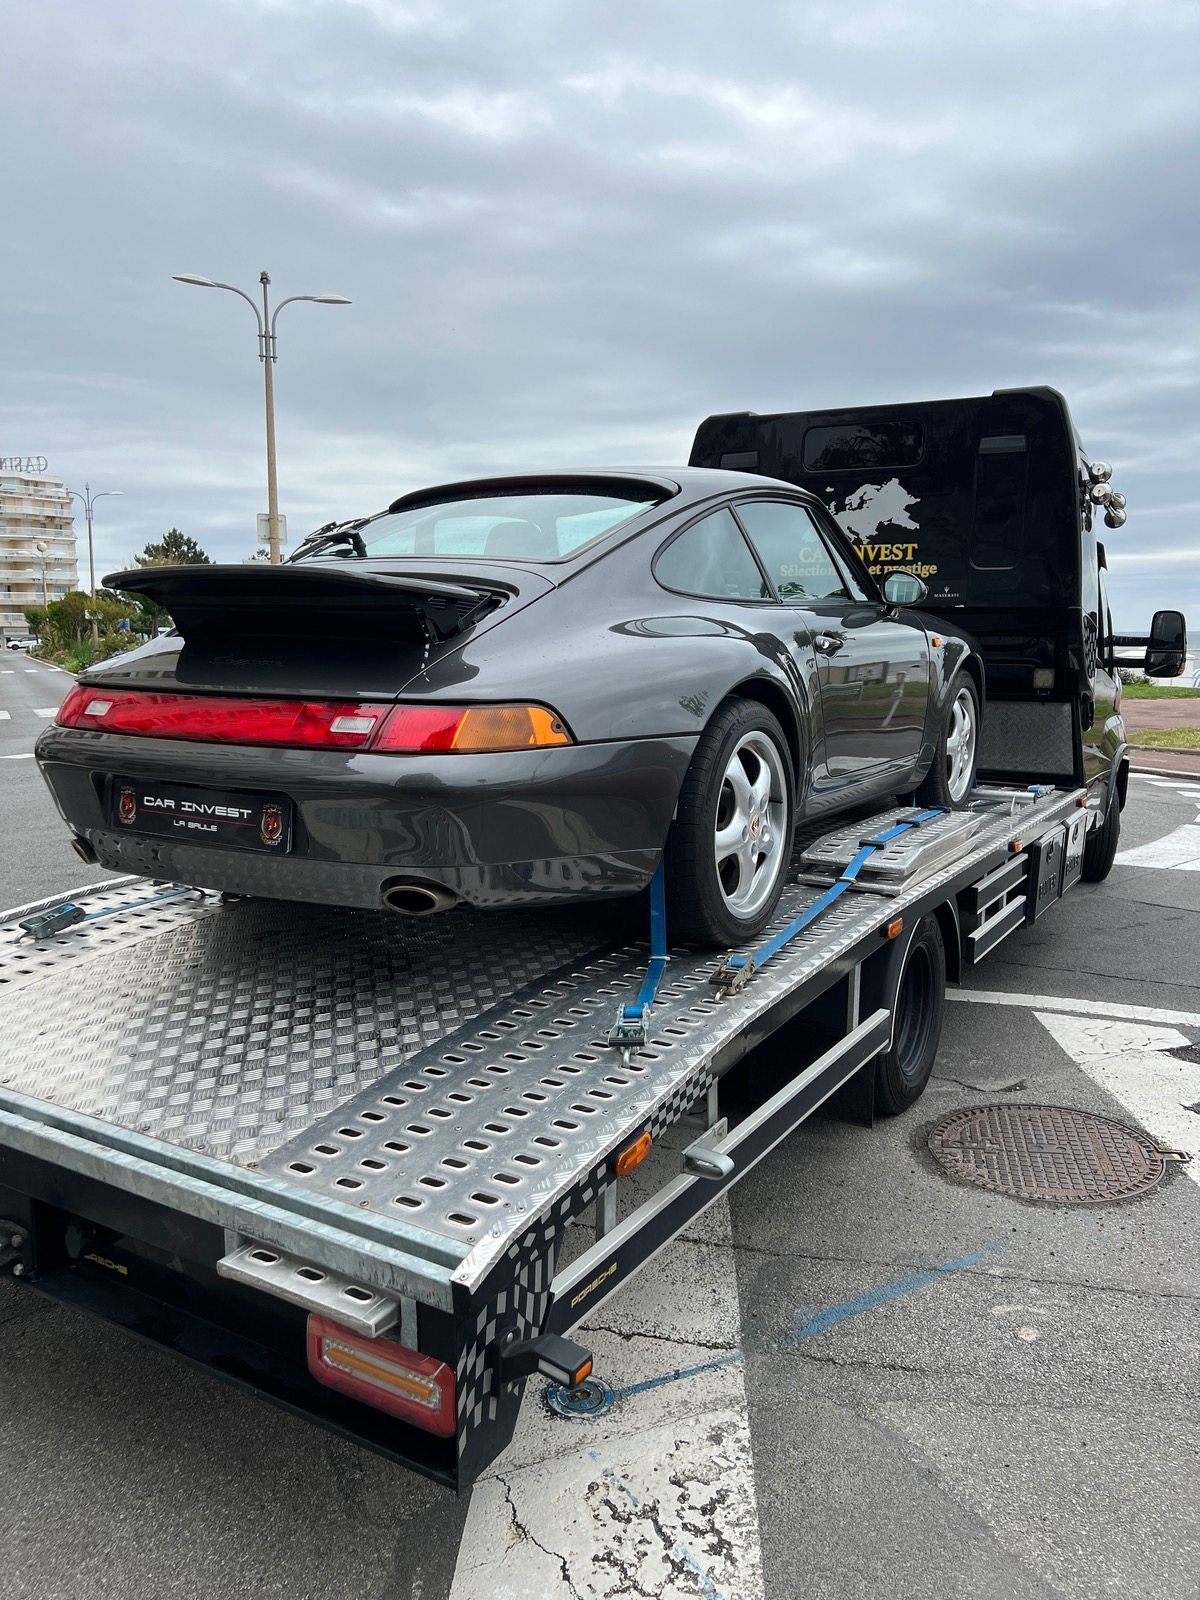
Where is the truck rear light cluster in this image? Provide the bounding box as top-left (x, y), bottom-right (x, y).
top-left (55, 686), bottom-right (573, 752)
top-left (306, 1314), bottom-right (456, 1435)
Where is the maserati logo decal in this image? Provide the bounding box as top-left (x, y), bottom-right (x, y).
top-left (260, 803), bottom-right (284, 847)
top-left (117, 786), bottom-right (137, 825)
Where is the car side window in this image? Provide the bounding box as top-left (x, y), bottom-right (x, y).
top-left (735, 501), bottom-right (868, 603)
top-left (654, 508), bottom-right (771, 601)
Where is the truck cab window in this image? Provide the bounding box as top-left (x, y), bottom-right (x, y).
top-left (734, 500), bottom-right (868, 602)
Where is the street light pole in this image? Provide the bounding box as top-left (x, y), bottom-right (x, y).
top-left (66, 483), bottom-right (124, 647)
top-left (34, 541), bottom-right (49, 609)
top-left (173, 272), bottom-right (351, 564)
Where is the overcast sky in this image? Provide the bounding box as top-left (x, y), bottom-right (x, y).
top-left (4, 0), bottom-right (1198, 625)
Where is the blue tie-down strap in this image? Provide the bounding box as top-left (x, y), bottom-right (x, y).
top-left (608, 859), bottom-right (669, 1056)
top-left (709, 807), bottom-right (945, 998)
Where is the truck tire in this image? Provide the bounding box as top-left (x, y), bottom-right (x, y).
top-left (914, 672), bottom-right (979, 809)
top-left (1081, 786), bottom-right (1122, 882)
top-left (666, 698), bottom-right (795, 948)
top-left (874, 913), bottom-right (946, 1116)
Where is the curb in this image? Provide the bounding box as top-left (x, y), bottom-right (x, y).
top-left (1129, 764), bottom-right (1200, 780)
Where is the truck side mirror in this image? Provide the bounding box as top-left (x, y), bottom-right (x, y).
top-left (1145, 609), bottom-right (1187, 678)
top-left (882, 571), bottom-right (928, 607)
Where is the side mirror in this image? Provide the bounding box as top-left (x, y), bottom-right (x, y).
top-left (1145, 608), bottom-right (1187, 679)
top-left (882, 571), bottom-right (928, 607)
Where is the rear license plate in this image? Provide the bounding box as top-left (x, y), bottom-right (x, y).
top-left (110, 776), bottom-right (293, 853)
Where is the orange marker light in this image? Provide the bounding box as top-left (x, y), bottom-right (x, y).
top-left (885, 917), bottom-right (904, 940)
top-left (1010, 839), bottom-right (1024, 854)
top-left (931, 636), bottom-right (942, 647)
top-left (615, 1131), bottom-right (652, 1176)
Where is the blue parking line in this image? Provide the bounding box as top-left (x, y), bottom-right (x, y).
top-left (609, 1246), bottom-right (999, 1402)
top-left (784, 1248), bottom-right (998, 1345)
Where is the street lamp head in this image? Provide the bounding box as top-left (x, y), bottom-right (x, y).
top-left (173, 274), bottom-right (218, 288)
top-left (312, 295), bottom-right (352, 305)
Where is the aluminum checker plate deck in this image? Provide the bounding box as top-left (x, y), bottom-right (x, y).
top-left (0, 788), bottom-right (1083, 1297)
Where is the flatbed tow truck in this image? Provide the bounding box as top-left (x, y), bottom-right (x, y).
top-left (1, 386), bottom-right (1186, 1491)
top-left (0, 782), bottom-right (1097, 1490)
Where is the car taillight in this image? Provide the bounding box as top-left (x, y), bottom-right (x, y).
top-left (306, 1315), bottom-right (456, 1435)
top-left (373, 703), bottom-right (572, 752)
top-left (55, 687), bottom-right (573, 753)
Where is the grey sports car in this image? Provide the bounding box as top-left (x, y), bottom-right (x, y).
top-left (36, 469), bottom-right (983, 946)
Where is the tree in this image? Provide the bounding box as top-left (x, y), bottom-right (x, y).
top-left (43, 591), bottom-right (137, 650)
top-left (134, 527), bottom-right (212, 568)
top-left (23, 605), bottom-right (47, 640)
top-left (116, 527), bottom-right (213, 635)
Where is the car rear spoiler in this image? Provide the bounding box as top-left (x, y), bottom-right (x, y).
top-left (104, 564), bottom-right (505, 644)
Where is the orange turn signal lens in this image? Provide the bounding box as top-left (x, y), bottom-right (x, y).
top-left (374, 703), bottom-right (572, 753)
top-left (452, 705), bottom-right (572, 751)
top-left (1010, 839), bottom-right (1023, 854)
top-left (885, 917), bottom-right (904, 940)
top-left (615, 1131), bottom-right (652, 1176)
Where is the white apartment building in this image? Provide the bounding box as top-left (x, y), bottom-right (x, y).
top-left (0, 457), bottom-right (79, 641)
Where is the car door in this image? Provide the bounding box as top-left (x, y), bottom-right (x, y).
top-left (733, 499), bottom-right (932, 796)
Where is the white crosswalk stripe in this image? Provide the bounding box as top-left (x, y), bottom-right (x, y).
top-left (450, 1194), bottom-right (762, 1600)
top-left (1034, 1013), bottom-right (1200, 1183)
top-left (32, 708), bottom-right (59, 718)
top-left (0, 710), bottom-right (9, 721)
top-left (1116, 781), bottom-right (1200, 871)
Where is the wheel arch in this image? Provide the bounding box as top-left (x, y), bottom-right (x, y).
top-left (724, 676), bottom-right (805, 788)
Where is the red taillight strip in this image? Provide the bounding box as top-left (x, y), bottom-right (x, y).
top-left (55, 687), bottom-right (575, 753)
top-left (56, 687), bottom-right (387, 749)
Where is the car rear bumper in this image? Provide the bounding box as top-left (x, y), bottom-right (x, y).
top-left (34, 727), bottom-right (697, 909)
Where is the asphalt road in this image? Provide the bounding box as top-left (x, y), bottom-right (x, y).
top-left (0, 664), bottom-right (1197, 1599)
top-left (0, 656), bottom-right (119, 908)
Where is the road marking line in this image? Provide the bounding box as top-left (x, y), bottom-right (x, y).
top-left (949, 989), bottom-right (1200, 1028)
top-left (449, 1197), bottom-right (763, 1600)
top-left (32, 708), bottom-right (59, 718)
top-left (1034, 1013), bottom-right (1199, 1183)
top-left (0, 711), bottom-right (9, 721)
top-left (0, 753), bottom-right (36, 760)
top-left (23, 669), bottom-right (37, 674)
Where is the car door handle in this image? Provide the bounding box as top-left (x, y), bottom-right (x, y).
top-left (814, 633), bottom-right (844, 656)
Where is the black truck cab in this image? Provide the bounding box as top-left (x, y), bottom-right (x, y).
top-left (691, 386), bottom-right (1186, 804)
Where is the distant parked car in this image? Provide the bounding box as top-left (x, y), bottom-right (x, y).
top-left (7, 638), bottom-right (36, 652)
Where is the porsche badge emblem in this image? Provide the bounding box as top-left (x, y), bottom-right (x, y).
top-left (260, 803), bottom-right (284, 847)
top-left (117, 786), bottom-right (137, 825)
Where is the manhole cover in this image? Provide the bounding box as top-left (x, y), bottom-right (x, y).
top-left (928, 1104), bottom-right (1167, 1203)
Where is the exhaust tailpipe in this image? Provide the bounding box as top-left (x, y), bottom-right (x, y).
top-left (71, 836), bottom-right (99, 865)
top-left (381, 880), bottom-right (459, 916)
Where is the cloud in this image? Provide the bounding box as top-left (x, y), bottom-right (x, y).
top-left (1, 0), bottom-right (1197, 631)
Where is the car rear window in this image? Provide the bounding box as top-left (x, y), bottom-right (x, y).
top-left (361, 491), bottom-right (660, 562)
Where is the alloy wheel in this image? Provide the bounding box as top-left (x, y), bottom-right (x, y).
top-left (712, 732), bottom-right (789, 919)
top-left (945, 687), bottom-right (976, 803)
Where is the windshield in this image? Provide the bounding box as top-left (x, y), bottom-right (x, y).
top-left (358, 490), bottom-right (659, 562)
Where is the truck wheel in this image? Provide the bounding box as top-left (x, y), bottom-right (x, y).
top-left (1081, 787), bottom-right (1122, 882)
top-left (914, 673), bottom-right (979, 809)
top-left (666, 698), bottom-right (795, 947)
top-left (874, 913), bottom-right (946, 1116)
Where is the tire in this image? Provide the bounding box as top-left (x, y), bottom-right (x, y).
top-left (874, 912), bottom-right (946, 1116)
top-left (915, 671), bottom-right (980, 809)
top-left (665, 698), bottom-right (795, 947)
top-left (1081, 784), bottom-right (1121, 882)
